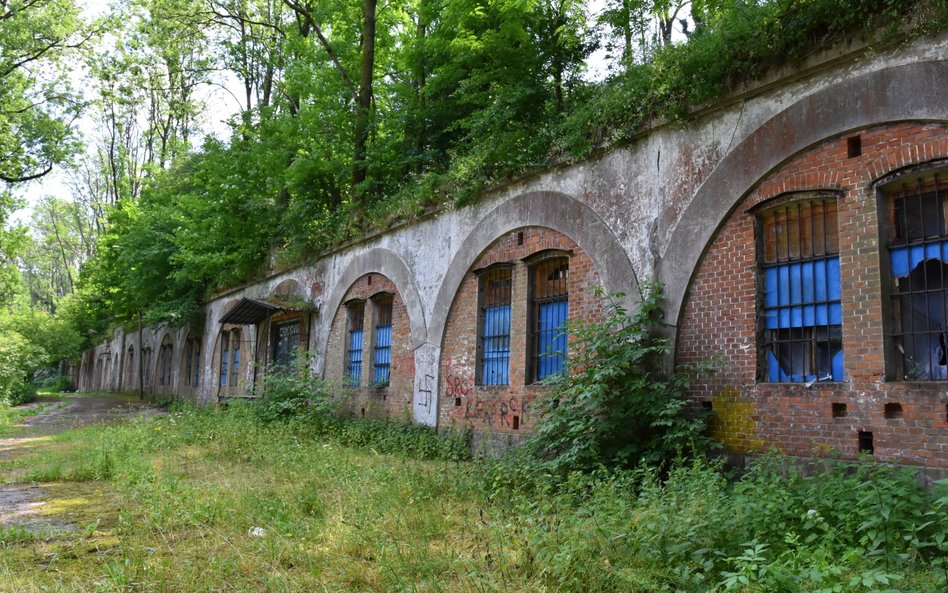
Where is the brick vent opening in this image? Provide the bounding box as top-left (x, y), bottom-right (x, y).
top-left (847, 135), bottom-right (862, 158)
top-left (858, 431), bottom-right (874, 454)
top-left (832, 403), bottom-right (847, 418)
top-left (884, 402), bottom-right (903, 419)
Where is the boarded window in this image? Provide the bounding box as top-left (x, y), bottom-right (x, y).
top-left (478, 267), bottom-right (512, 385)
top-left (887, 175), bottom-right (948, 380)
top-left (759, 198), bottom-right (843, 382)
top-left (347, 302), bottom-right (364, 386)
top-left (531, 258), bottom-right (569, 382)
top-left (373, 296), bottom-right (393, 386)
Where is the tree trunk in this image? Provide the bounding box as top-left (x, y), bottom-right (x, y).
top-left (351, 0), bottom-right (377, 200)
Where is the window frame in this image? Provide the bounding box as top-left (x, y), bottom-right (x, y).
top-left (370, 293), bottom-right (394, 387)
top-left (229, 330), bottom-right (241, 388)
top-left (878, 164), bottom-right (948, 381)
top-left (475, 263), bottom-right (513, 386)
top-left (220, 332), bottom-right (230, 387)
top-left (346, 300), bottom-right (365, 387)
top-left (526, 252), bottom-right (570, 384)
top-left (272, 320), bottom-right (301, 370)
top-left (753, 192), bottom-right (843, 384)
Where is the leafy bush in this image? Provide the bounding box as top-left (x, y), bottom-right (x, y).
top-left (250, 353), bottom-right (336, 424)
top-left (239, 353), bottom-right (472, 462)
top-left (476, 454), bottom-right (947, 593)
top-left (0, 328), bottom-right (42, 405)
top-left (526, 284), bottom-right (713, 472)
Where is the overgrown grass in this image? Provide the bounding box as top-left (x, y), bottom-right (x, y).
top-left (2, 404), bottom-right (945, 592)
top-left (0, 403), bottom-right (35, 438)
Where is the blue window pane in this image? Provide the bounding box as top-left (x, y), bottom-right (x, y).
top-left (890, 239), bottom-right (948, 278)
top-left (537, 300), bottom-right (568, 381)
top-left (763, 255), bottom-right (842, 383)
top-left (348, 329), bottom-right (363, 386)
top-left (220, 343), bottom-right (229, 386)
top-left (482, 305), bottom-right (510, 385)
top-left (763, 256), bottom-right (842, 329)
top-left (374, 324), bottom-right (392, 386)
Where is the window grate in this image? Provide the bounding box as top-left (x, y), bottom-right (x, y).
top-left (479, 268), bottom-right (512, 385)
top-left (759, 198), bottom-right (843, 383)
top-left (887, 175), bottom-right (948, 380)
top-left (273, 322), bottom-right (300, 369)
top-left (373, 297), bottom-right (393, 386)
top-left (347, 303), bottom-right (364, 386)
top-left (531, 258), bottom-right (569, 382)
top-left (230, 331), bottom-right (241, 387)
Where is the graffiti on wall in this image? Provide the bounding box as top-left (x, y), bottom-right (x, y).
top-left (416, 373), bottom-right (434, 410)
top-left (452, 389), bottom-right (530, 430)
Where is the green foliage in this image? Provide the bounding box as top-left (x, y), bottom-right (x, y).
top-left (11, 397), bottom-right (947, 592)
top-left (250, 352), bottom-right (336, 423)
top-left (526, 284), bottom-right (713, 472)
top-left (476, 456), bottom-right (947, 593)
top-left (246, 361), bottom-right (473, 461)
top-left (0, 0), bottom-right (84, 184)
top-left (0, 192), bottom-right (27, 303)
top-left (0, 328), bottom-right (42, 405)
top-left (555, 0), bottom-right (948, 157)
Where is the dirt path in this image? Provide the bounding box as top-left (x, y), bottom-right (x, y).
top-left (0, 394), bottom-right (166, 535)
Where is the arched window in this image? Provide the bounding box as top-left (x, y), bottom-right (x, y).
top-left (125, 346), bottom-right (135, 387)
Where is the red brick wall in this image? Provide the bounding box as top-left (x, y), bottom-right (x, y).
top-left (677, 122), bottom-right (948, 468)
top-left (325, 274), bottom-right (414, 420)
top-left (438, 227), bottom-right (603, 435)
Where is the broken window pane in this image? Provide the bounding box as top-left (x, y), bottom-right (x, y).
top-left (888, 176), bottom-right (948, 380)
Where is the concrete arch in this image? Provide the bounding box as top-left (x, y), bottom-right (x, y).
top-left (429, 190), bottom-right (638, 347)
top-left (661, 60), bottom-right (948, 329)
top-left (318, 247), bottom-right (428, 358)
top-left (272, 278), bottom-right (305, 297)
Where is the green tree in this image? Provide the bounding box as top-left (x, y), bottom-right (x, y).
top-left (0, 0), bottom-right (85, 184)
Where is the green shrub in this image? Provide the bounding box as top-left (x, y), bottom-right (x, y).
top-left (250, 354), bottom-right (336, 424)
top-left (526, 283), bottom-right (714, 473)
top-left (0, 329), bottom-right (42, 405)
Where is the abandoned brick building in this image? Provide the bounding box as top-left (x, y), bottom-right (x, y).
top-left (79, 32), bottom-right (948, 476)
